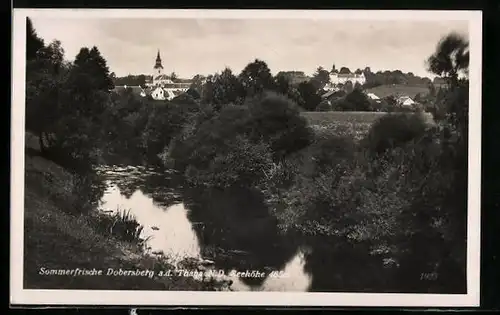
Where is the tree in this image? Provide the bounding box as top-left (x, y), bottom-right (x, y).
top-left (246, 92), bottom-right (313, 159)
top-left (331, 64), bottom-right (337, 73)
top-left (311, 66), bottom-right (331, 90)
top-left (297, 81), bottom-right (322, 111)
top-left (25, 40), bottom-right (69, 153)
top-left (354, 68), bottom-right (363, 75)
top-left (190, 74), bottom-right (206, 93)
top-left (205, 68), bottom-right (244, 108)
top-left (344, 81), bottom-right (354, 94)
top-left (62, 46), bottom-right (114, 140)
top-left (426, 32), bottom-right (469, 84)
top-left (170, 72), bottom-right (178, 81)
top-left (344, 89), bottom-right (371, 111)
top-left (26, 17), bottom-right (44, 61)
top-left (427, 32), bottom-right (469, 134)
top-left (238, 59), bottom-right (276, 97)
top-left (73, 46), bottom-right (114, 91)
top-left (274, 72), bottom-right (291, 95)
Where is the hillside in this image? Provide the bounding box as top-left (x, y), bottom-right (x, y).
top-left (22, 133), bottom-right (221, 290)
top-left (365, 84), bottom-right (430, 99)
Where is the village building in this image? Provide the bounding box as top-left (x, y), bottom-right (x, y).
top-left (329, 72), bottom-right (366, 86)
top-left (397, 95), bottom-right (416, 107)
top-left (366, 92), bottom-right (382, 104)
top-left (113, 50), bottom-right (192, 101)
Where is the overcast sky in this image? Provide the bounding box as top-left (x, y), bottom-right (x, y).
top-left (29, 17), bottom-right (469, 79)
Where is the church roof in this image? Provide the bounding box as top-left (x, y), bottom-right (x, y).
top-left (112, 85), bottom-right (146, 95)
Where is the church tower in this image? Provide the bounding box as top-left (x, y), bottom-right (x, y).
top-left (154, 49), bottom-right (164, 76)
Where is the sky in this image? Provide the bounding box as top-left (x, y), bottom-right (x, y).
top-left (29, 17), bottom-right (469, 79)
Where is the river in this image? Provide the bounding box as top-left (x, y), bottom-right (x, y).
top-left (93, 164), bottom-right (456, 293)
top-left (97, 165), bottom-right (313, 292)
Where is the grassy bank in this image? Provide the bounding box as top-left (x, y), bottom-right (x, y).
top-left (23, 133), bottom-right (219, 291)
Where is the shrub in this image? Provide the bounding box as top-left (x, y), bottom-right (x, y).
top-left (246, 91), bottom-right (313, 159)
top-left (90, 208), bottom-right (145, 245)
top-left (363, 113), bottom-right (428, 155)
top-left (141, 103), bottom-right (190, 161)
top-left (184, 136), bottom-right (274, 188)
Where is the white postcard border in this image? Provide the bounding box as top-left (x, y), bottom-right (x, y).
top-left (10, 8), bottom-right (482, 307)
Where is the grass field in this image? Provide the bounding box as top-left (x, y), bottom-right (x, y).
top-left (300, 111), bottom-right (435, 141)
top-left (365, 84), bottom-right (430, 99)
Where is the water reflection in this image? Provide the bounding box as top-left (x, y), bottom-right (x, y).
top-left (101, 184), bottom-right (201, 262)
top-left (98, 166), bottom-right (312, 291)
top-left (183, 187), bottom-right (310, 290)
top-left (93, 165), bottom-right (464, 293)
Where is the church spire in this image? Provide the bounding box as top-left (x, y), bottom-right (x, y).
top-left (154, 49), bottom-right (163, 70)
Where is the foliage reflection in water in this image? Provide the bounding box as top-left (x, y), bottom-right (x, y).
top-left (98, 166), bottom-right (312, 291)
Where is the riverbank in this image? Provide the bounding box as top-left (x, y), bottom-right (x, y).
top-left (22, 132), bottom-right (225, 291)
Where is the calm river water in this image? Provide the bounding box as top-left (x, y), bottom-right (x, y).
top-left (97, 165), bottom-right (312, 292)
top-left (93, 164), bottom-right (451, 293)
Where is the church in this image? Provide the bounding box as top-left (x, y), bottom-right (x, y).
top-left (113, 50), bottom-right (192, 101)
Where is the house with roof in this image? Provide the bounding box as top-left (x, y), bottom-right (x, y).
top-left (321, 89), bottom-right (340, 99)
top-left (397, 95), bottom-right (416, 107)
top-left (365, 92), bottom-right (383, 105)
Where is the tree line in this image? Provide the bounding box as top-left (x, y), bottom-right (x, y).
top-left (26, 15), bottom-right (470, 292)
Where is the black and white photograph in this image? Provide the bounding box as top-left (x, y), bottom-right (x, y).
top-left (10, 9), bottom-right (482, 307)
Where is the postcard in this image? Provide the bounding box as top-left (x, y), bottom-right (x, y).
top-left (11, 8), bottom-right (482, 307)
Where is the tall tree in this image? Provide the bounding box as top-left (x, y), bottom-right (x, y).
top-left (426, 32), bottom-right (469, 85)
top-left (297, 81), bottom-right (321, 111)
top-left (311, 66), bottom-right (331, 90)
top-left (25, 40), bottom-right (69, 152)
top-left (190, 74), bottom-right (206, 93)
top-left (344, 81), bottom-right (354, 94)
top-left (212, 68), bottom-right (244, 107)
top-left (238, 59), bottom-right (276, 97)
top-left (65, 46), bottom-right (113, 123)
top-left (26, 17), bottom-right (44, 61)
top-left (274, 72), bottom-right (292, 95)
top-left (73, 46), bottom-right (114, 91)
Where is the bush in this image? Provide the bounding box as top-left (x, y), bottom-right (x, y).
top-left (168, 103), bottom-right (273, 188)
top-left (184, 136), bottom-right (274, 188)
top-left (89, 208), bottom-right (145, 245)
top-left (363, 113), bottom-right (428, 155)
top-left (246, 91), bottom-right (313, 159)
top-left (141, 103), bottom-right (191, 161)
